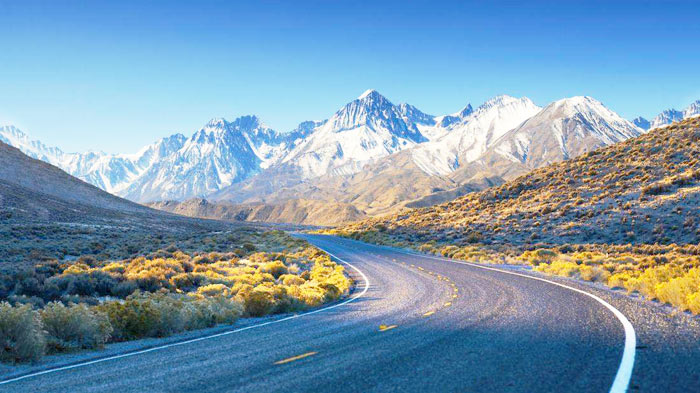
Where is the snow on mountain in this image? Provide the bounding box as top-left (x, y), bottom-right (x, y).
top-left (0, 125), bottom-right (188, 194)
top-left (410, 95), bottom-right (541, 176)
top-left (490, 96), bottom-right (643, 167)
top-left (683, 100), bottom-right (700, 119)
top-left (636, 99), bottom-right (700, 131)
top-left (632, 116), bottom-right (650, 130)
top-left (435, 104), bottom-right (474, 129)
top-left (0, 125), bottom-right (70, 167)
top-left (650, 109), bottom-right (684, 130)
top-left (120, 115), bottom-right (292, 202)
top-left (280, 90), bottom-right (430, 178)
top-left (2, 90), bottom-right (661, 206)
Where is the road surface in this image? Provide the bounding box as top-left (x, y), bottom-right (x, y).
top-left (2, 234), bottom-right (700, 392)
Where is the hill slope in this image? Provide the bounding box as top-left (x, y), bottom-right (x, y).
top-left (339, 116), bottom-right (700, 246)
top-left (0, 141), bottom-right (151, 220)
top-left (0, 140), bottom-right (240, 266)
top-left (147, 198), bottom-right (366, 226)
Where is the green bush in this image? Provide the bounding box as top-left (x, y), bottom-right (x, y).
top-left (0, 302), bottom-right (45, 363)
top-left (40, 302), bottom-right (112, 352)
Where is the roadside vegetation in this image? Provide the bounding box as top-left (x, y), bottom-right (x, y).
top-left (0, 230), bottom-right (351, 363)
top-left (321, 117), bottom-right (700, 316)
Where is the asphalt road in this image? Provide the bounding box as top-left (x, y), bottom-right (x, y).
top-left (2, 234), bottom-right (700, 392)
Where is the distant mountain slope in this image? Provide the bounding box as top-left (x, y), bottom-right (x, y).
top-left (475, 96), bottom-right (641, 172)
top-left (410, 95), bottom-right (541, 176)
top-left (278, 89), bottom-right (432, 178)
top-left (2, 91), bottom-right (658, 223)
top-left (0, 125), bottom-right (187, 194)
top-left (0, 116), bottom-right (299, 203)
top-left (634, 100), bottom-right (700, 131)
top-left (0, 139), bottom-right (239, 246)
top-left (0, 141), bottom-right (148, 216)
top-left (338, 116), bottom-right (700, 246)
top-left (147, 198), bottom-right (365, 226)
top-left (212, 94), bottom-right (645, 220)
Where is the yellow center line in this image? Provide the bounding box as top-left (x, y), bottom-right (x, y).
top-left (379, 324), bottom-right (398, 332)
top-left (453, 294), bottom-right (458, 298)
top-left (274, 351), bottom-right (318, 365)
top-left (423, 311), bottom-right (435, 317)
top-left (444, 302), bottom-right (452, 307)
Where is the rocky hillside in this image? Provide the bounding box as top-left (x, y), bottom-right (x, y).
top-left (338, 117), bottom-right (700, 246)
top-left (147, 198), bottom-right (365, 227)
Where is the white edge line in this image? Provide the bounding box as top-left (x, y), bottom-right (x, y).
top-left (393, 248), bottom-right (636, 393)
top-left (0, 250), bottom-right (370, 385)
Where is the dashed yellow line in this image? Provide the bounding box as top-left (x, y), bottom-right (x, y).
top-left (274, 351), bottom-right (318, 365)
top-left (444, 302), bottom-right (452, 307)
top-left (423, 311), bottom-right (435, 317)
top-left (379, 324), bottom-right (398, 332)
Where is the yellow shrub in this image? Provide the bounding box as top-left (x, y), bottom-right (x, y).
top-left (196, 284), bottom-right (231, 298)
top-left (655, 268), bottom-right (700, 310)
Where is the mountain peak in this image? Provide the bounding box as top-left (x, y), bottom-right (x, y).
top-left (205, 117), bottom-right (227, 128)
top-left (478, 95), bottom-right (534, 112)
top-left (358, 89), bottom-right (379, 99)
top-left (458, 104), bottom-right (474, 117)
top-left (632, 116), bottom-right (650, 130)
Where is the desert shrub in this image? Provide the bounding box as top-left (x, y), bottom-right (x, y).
top-left (240, 289), bottom-right (275, 317)
top-left (687, 292), bottom-right (700, 314)
top-left (40, 302), bottom-right (112, 352)
top-left (0, 302), bottom-right (45, 363)
top-left (0, 230), bottom-right (353, 363)
top-left (97, 292), bottom-right (244, 341)
top-left (192, 296), bottom-right (243, 326)
top-left (98, 295), bottom-right (163, 341)
top-left (197, 283), bottom-right (231, 297)
top-left (111, 280), bottom-right (139, 298)
top-left (279, 274), bottom-right (305, 286)
top-left (521, 249), bottom-right (558, 266)
top-left (654, 268), bottom-right (700, 310)
top-left (260, 261), bottom-right (288, 278)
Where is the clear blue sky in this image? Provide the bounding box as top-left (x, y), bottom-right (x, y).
top-left (1, 0), bottom-right (699, 153)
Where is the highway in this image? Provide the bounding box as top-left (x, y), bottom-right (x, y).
top-left (2, 234), bottom-right (700, 392)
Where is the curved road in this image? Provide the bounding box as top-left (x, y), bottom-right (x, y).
top-left (2, 234), bottom-right (700, 392)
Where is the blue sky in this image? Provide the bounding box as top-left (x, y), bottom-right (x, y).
top-left (1, 0), bottom-right (699, 153)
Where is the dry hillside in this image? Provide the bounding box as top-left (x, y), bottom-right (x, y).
top-left (148, 198), bottom-right (366, 226)
top-left (339, 117), bottom-right (700, 246)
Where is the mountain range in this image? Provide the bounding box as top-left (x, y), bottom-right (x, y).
top-left (3, 91), bottom-right (697, 224)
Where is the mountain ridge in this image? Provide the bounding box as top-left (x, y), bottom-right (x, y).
top-left (1, 91), bottom-right (676, 225)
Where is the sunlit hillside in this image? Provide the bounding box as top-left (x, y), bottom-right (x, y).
top-left (338, 116), bottom-right (700, 246)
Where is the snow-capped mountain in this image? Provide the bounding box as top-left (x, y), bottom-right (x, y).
top-left (635, 100), bottom-right (700, 131)
top-left (410, 95), bottom-right (541, 176)
top-left (279, 89), bottom-right (431, 178)
top-left (650, 109), bottom-right (684, 130)
top-left (632, 116), bottom-right (650, 130)
top-left (0, 125), bottom-right (187, 194)
top-left (0, 125), bottom-right (67, 166)
top-left (488, 96), bottom-right (643, 168)
top-left (2, 90), bottom-right (655, 209)
top-left (0, 116), bottom-right (294, 202)
top-left (119, 115), bottom-right (298, 202)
